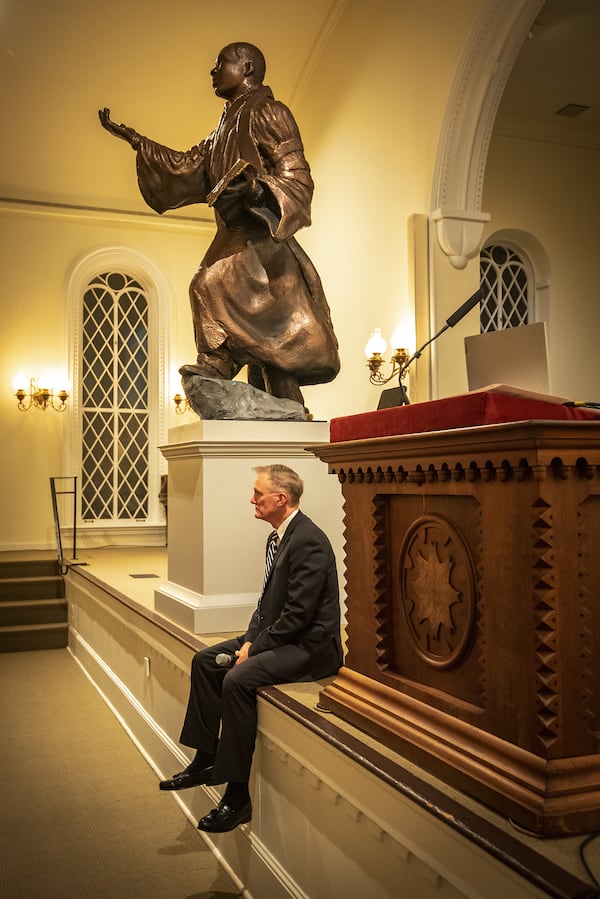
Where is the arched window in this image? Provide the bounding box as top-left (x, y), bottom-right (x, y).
top-left (479, 244), bottom-right (531, 332)
top-left (68, 248), bottom-right (170, 543)
top-left (81, 271), bottom-right (150, 522)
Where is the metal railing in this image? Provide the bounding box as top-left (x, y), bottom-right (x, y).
top-left (49, 476), bottom-right (85, 574)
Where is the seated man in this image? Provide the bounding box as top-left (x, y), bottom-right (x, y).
top-left (160, 464), bottom-right (342, 833)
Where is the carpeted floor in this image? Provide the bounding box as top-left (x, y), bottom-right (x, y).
top-left (0, 648), bottom-right (241, 899)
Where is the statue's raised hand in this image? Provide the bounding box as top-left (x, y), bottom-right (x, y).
top-left (98, 108), bottom-right (137, 146)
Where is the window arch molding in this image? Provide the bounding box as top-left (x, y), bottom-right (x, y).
top-left (67, 246), bottom-right (171, 536)
top-left (482, 228), bottom-right (551, 328)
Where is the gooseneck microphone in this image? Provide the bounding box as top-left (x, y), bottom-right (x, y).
top-left (215, 652), bottom-right (236, 667)
top-left (445, 288), bottom-right (485, 329)
top-left (398, 288), bottom-right (484, 381)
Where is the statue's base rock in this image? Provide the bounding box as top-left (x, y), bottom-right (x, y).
top-left (180, 372), bottom-right (308, 421)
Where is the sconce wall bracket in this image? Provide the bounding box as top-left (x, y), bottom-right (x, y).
top-left (15, 378), bottom-right (69, 412)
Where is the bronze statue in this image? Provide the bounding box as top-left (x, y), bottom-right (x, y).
top-left (99, 42), bottom-right (339, 413)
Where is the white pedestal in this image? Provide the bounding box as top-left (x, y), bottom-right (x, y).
top-left (154, 419), bottom-right (343, 634)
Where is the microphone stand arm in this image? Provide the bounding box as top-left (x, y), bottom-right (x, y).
top-left (372, 288), bottom-right (483, 407)
top-left (397, 288), bottom-right (483, 388)
top-left (398, 322), bottom-right (450, 382)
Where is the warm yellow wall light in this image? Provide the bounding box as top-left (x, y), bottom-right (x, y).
top-left (13, 373), bottom-right (69, 412)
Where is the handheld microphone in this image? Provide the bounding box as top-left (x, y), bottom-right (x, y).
top-left (215, 652), bottom-right (236, 667)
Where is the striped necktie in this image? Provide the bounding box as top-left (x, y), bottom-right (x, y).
top-left (262, 530), bottom-right (279, 593)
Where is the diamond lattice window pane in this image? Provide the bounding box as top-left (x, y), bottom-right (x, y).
top-left (117, 412), bottom-right (149, 519)
top-left (479, 246), bottom-right (530, 333)
top-left (81, 272), bottom-right (150, 523)
top-left (118, 290), bottom-right (149, 410)
top-left (81, 411), bottom-right (114, 520)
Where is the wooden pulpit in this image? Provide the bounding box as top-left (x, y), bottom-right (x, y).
top-left (312, 391), bottom-right (600, 835)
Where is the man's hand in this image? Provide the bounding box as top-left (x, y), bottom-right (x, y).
top-left (235, 642), bottom-right (252, 665)
top-left (98, 107), bottom-right (137, 146)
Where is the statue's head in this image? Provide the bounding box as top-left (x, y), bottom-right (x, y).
top-left (211, 43), bottom-right (266, 100)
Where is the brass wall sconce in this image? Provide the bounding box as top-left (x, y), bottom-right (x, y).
top-left (173, 393), bottom-right (190, 415)
top-left (13, 375), bottom-right (69, 412)
top-left (364, 289), bottom-right (485, 407)
top-left (365, 329), bottom-right (411, 386)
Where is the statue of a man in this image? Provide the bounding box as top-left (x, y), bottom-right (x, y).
top-left (99, 42), bottom-right (339, 409)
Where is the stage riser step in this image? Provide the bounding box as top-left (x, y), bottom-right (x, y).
top-left (0, 560), bottom-right (60, 579)
top-left (0, 623), bottom-right (68, 653)
top-left (0, 576), bottom-right (65, 602)
top-left (0, 559), bottom-right (67, 652)
top-left (0, 599), bottom-right (68, 627)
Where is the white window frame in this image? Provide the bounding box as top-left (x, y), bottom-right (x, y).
top-left (67, 247), bottom-right (170, 545)
top-left (480, 229), bottom-right (551, 333)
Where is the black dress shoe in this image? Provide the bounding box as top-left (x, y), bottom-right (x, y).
top-left (197, 799), bottom-right (252, 832)
top-left (159, 765), bottom-right (215, 791)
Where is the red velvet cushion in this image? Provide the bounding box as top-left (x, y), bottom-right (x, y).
top-left (330, 392), bottom-right (600, 443)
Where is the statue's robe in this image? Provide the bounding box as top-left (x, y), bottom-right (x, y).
top-left (135, 86), bottom-right (340, 386)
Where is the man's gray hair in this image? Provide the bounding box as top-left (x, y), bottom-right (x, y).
top-left (254, 464), bottom-right (303, 506)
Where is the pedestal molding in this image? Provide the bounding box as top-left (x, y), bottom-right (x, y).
top-left (159, 439), bottom-right (328, 460)
top-left (155, 581), bottom-right (256, 634)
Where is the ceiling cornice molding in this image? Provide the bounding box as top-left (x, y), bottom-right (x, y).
top-left (0, 196), bottom-right (214, 233)
top-left (289, 0), bottom-right (349, 110)
top-left (493, 116), bottom-right (600, 152)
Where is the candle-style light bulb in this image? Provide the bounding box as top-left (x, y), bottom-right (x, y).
top-left (364, 328), bottom-right (387, 358)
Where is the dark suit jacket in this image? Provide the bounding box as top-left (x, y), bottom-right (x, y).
top-left (243, 510), bottom-right (342, 676)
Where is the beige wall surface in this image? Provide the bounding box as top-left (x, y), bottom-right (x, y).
top-left (299, 0), bottom-right (484, 418)
top-left (482, 134), bottom-right (600, 401)
top-left (1, 206), bottom-right (211, 548)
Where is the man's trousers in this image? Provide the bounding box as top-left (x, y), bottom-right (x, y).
top-left (179, 635), bottom-right (319, 784)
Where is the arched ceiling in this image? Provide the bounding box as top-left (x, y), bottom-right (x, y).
top-left (495, 0), bottom-right (600, 147)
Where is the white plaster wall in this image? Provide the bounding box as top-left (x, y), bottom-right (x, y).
top-left (481, 134), bottom-right (600, 401)
top-left (0, 205), bottom-right (210, 548)
top-left (298, 0), bottom-right (485, 419)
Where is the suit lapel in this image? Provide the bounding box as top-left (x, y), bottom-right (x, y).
top-left (264, 511), bottom-right (304, 588)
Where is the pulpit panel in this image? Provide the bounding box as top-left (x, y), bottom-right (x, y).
top-left (313, 419), bottom-right (600, 834)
